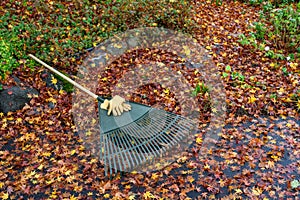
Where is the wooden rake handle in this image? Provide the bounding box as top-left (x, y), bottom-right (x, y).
top-left (28, 54), bottom-right (99, 100)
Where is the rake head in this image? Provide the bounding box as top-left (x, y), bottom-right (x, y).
top-left (98, 101), bottom-right (197, 176)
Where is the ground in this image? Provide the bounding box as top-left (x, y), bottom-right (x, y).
top-left (0, 0), bottom-right (299, 199)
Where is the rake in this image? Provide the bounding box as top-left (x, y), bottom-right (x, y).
top-left (29, 54), bottom-right (197, 177)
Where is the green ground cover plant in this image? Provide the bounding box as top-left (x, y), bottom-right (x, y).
top-left (0, 0), bottom-right (195, 79)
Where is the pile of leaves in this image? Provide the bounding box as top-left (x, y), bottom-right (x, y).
top-left (0, 0), bottom-right (299, 199)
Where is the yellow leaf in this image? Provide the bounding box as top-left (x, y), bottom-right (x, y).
top-left (235, 188), bottom-right (243, 194)
top-left (6, 116), bottom-right (13, 121)
top-left (65, 170), bottom-right (71, 175)
top-left (29, 170), bottom-right (36, 177)
top-left (183, 45), bottom-right (190, 56)
top-left (42, 152), bottom-right (51, 157)
top-left (70, 195), bottom-right (78, 200)
top-left (113, 43), bottom-right (123, 49)
top-left (248, 95), bottom-right (257, 103)
top-left (90, 158), bottom-right (97, 164)
top-left (212, 107), bottom-right (217, 113)
top-left (128, 194), bottom-right (136, 200)
top-left (296, 100), bottom-right (300, 110)
top-left (70, 149), bottom-right (76, 155)
top-left (46, 97), bottom-right (57, 104)
top-left (204, 164), bottom-right (210, 170)
top-left (88, 192), bottom-right (93, 196)
top-left (125, 184), bottom-right (131, 189)
top-left (144, 191), bottom-right (155, 199)
top-left (0, 182), bottom-right (4, 189)
top-left (283, 98), bottom-right (292, 102)
top-left (151, 173), bottom-right (159, 180)
top-left (51, 76), bottom-right (57, 84)
top-left (252, 187), bottom-right (263, 196)
top-left (196, 137), bottom-right (202, 144)
top-left (269, 63), bottom-right (275, 67)
top-left (0, 112), bottom-right (3, 118)
top-left (1, 192), bottom-right (9, 200)
top-left (290, 62), bottom-right (298, 70)
top-left (104, 194), bottom-right (110, 198)
top-left (16, 117), bottom-right (22, 124)
top-left (206, 45), bottom-right (211, 50)
top-left (163, 88), bottom-right (170, 95)
top-left (278, 88), bottom-right (285, 95)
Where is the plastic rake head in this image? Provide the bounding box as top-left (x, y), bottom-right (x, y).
top-left (98, 102), bottom-right (196, 176)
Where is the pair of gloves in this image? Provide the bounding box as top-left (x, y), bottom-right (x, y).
top-left (100, 95), bottom-right (131, 116)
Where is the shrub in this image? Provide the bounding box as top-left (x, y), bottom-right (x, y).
top-left (268, 4), bottom-right (300, 52)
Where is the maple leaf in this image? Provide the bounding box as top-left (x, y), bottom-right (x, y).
top-left (151, 173), bottom-right (159, 180)
top-left (183, 45), bottom-right (191, 56)
top-left (196, 137), bottom-right (202, 144)
top-left (203, 164), bottom-right (210, 170)
top-left (1, 192), bottom-right (9, 200)
top-left (248, 95), bottom-right (257, 103)
top-left (51, 76), bottom-right (58, 84)
top-left (296, 100), bottom-right (300, 111)
top-left (291, 180), bottom-right (300, 189)
top-left (143, 191), bottom-right (155, 199)
top-left (235, 188), bottom-right (243, 194)
top-left (70, 195), bottom-right (78, 200)
top-left (128, 194), bottom-right (136, 200)
top-left (252, 187), bottom-right (263, 196)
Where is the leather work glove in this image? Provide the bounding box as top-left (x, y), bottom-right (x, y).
top-left (100, 95), bottom-right (131, 116)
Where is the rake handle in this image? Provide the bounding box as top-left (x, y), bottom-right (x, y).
top-left (28, 54), bottom-right (100, 100)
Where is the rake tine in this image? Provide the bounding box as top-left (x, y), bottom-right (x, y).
top-left (130, 120), bottom-right (165, 154)
top-left (112, 131), bottom-right (127, 171)
top-left (125, 124), bottom-right (157, 159)
top-left (110, 134), bottom-right (122, 173)
top-left (117, 128), bottom-right (140, 169)
top-left (113, 129), bottom-right (136, 171)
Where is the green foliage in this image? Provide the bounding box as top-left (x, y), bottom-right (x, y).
top-left (238, 34), bottom-right (251, 46)
top-left (231, 71), bottom-right (245, 82)
top-left (108, 0), bottom-right (196, 31)
top-left (270, 93), bottom-right (277, 99)
top-left (241, 0), bottom-right (297, 6)
top-left (212, 0), bottom-right (223, 6)
top-left (192, 82), bottom-right (209, 96)
top-left (268, 5), bottom-right (300, 52)
top-left (282, 67), bottom-right (289, 76)
top-left (222, 72), bottom-right (229, 78)
top-left (225, 65), bottom-right (232, 72)
top-left (0, 0), bottom-right (196, 80)
top-left (239, 1), bottom-right (300, 58)
top-left (253, 22), bottom-right (267, 40)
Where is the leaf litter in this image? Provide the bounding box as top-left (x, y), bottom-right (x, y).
top-left (0, 0), bottom-right (299, 199)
